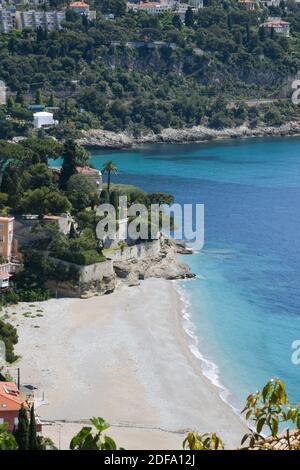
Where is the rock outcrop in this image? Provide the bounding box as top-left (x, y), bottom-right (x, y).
top-left (113, 238), bottom-right (195, 286)
top-left (77, 122), bottom-right (300, 149)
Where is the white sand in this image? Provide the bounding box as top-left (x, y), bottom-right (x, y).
top-left (4, 279), bottom-right (247, 449)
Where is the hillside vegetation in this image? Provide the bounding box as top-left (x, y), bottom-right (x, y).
top-left (1, 0), bottom-right (300, 137)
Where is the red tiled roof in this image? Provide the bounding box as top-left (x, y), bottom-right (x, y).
top-left (262, 19), bottom-right (290, 27)
top-left (70, 1), bottom-right (89, 7)
top-left (0, 382), bottom-right (28, 412)
top-left (240, 430), bottom-right (300, 450)
top-left (76, 166), bottom-right (100, 176)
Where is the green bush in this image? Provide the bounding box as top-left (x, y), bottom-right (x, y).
top-left (0, 319), bottom-right (19, 363)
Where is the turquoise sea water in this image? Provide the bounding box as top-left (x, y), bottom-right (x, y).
top-left (89, 137), bottom-right (300, 409)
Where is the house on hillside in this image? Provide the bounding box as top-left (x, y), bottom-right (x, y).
top-left (69, 1), bottom-right (96, 20)
top-left (0, 216), bottom-right (21, 289)
top-left (0, 382), bottom-right (42, 432)
top-left (261, 18), bottom-right (290, 36)
top-left (33, 111), bottom-right (58, 129)
top-left (76, 166), bottom-right (102, 193)
top-left (238, 0), bottom-right (257, 11)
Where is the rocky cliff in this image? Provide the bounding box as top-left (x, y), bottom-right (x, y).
top-left (77, 122), bottom-right (300, 149)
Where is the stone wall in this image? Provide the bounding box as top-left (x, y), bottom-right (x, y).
top-left (46, 239), bottom-right (165, 298)
top-left (46, 257), bottom-right (115, 298)
top-left (106, 239), bottom-right (161, 262)
top-left (79, 260), bottom-right (114, 283)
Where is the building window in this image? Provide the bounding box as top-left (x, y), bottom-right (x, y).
top-left (0, 224), bottom-right (3, 231)
top-left (0, 418), bottom-right (4, 424)
top-left (14, 417), bottom-right (18, 425)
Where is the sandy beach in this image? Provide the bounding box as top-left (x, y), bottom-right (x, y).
top-left (4, 279), bottom-right (247, 449)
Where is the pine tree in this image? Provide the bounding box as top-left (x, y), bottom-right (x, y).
top-left (259, 26), bottom-right (266, 42)
top-left (59, 140), bottom-right (78, 190)
top-left (172, 14), bottom-right (182, 30)
top-left (185, 7), bottom-right (194, 28)
top-left (227, 14), bottom-right (232, 32)
top-left (15, 90), bottom-right (24, 106)
top-left (270, 26), bottom-right (275, 40)
top-left (28, 404), bottom-right (37, 450)
top-left (100, 189), bottom-right (110, 204)
top-left (35, 89), bottom-right (42, 105)
top-left (246, 23), bottom-right (250, 44)
top-left (48, 93), bottom-right (54, 107)
top-left (7, 95), bottom-right (14, 112)
top-left (14, 405), bottom-right (29, 450)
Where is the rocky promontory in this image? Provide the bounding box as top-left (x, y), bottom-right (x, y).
top-left (114, 237), bottom-right (195, 287)
top-left (77, 122), bottom-right (300, 149)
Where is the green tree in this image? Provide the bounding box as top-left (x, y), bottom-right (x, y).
top-left (15, 90), bottom-right (24, 106)
top-left (241, 378), bottom-right (300, 448)
top-left (185, 7), bottom-right (194, 27)
top-left (0, 319), bottom-right (19, 363)
top-left (28, 404), bottom-right (38, 450)
top-left (20, 188), bottom-right (71, 217)
top-left (70, 417), bottom-right (118, 450)
top-left (35, 89), bottom-right (43, 105)
top-left (14, 405), bottom-right (29, 450)
top-left (183, 432), bottom-right (224, 450)
top-left (67, 173), bottom-right (99, 211)
top-left (102, 161), bottom-right (117, 195)
top-left (172, 14), bottom-right (182, 30)
top-left (48, 94), bottom-right (55, 107)
top-left (59, 140), bottom-right (89, 190)
top-left (0, 424), bottom-right (18, 450)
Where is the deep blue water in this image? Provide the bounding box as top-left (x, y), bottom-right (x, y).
top-left (89, 137), bottom-right (300, 408)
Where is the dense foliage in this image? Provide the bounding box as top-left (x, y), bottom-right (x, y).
top-left (1, 0), bottom-right (300, 137)
top-left (0, 318), bottom-right (18, 363)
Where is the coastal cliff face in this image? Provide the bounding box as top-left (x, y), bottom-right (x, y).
top-left (48, 238), bottom-right (194, 298)
top-left (77, 122), bottom-right (300, 149)
top-left (113, 238), bottom-right (195, 288)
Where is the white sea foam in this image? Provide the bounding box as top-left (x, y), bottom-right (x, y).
top-left (174, 281), bottom-right (242, 416)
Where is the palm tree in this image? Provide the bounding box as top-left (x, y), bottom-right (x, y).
top-left (102, 161), bottom-right (117, 194)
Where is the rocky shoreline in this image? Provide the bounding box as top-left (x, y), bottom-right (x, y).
top-left (114, 237), bottom-right (195, 288)
top-left (77, 122), bottom-right (300, 149)
top-left (76, 237), bottom-right (195, 299)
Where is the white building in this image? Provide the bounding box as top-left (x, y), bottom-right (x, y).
top-left (261, 18), bottom-right (290, 36)
top-left (0, 81), bottom-right (6, 105)
top-left (127, 1), bottom-right (203, 16)
top-left (33, 111), bottom-right (57, 129)
top-left (127, 2), bottom-right (174, 14)
top-left (18, 10), bottom-right (66, 30)
top-left (0, 6), bottom-right (17, 33)
top-left (262, 0), bottom-right (281, 6)
top-left (238, 0), bottom-right (257, 10)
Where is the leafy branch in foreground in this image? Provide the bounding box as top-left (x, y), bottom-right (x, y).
top-left (70, 417), bottom-right (119, 450)
top-left (241, 378), bottom-right (300, 448)
top-left (183, 432), bottom-right (224, 450)
top-left (0, 424), bottom-right (18, 450)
